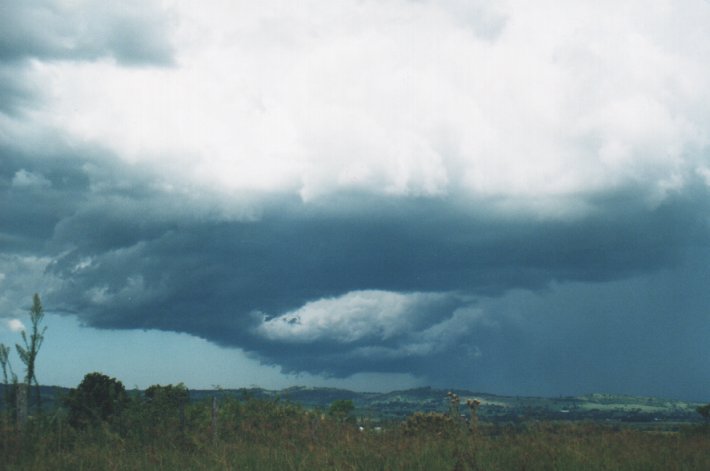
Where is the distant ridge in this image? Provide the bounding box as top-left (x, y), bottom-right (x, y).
top-left (0, 384), bottom-right (702, 423)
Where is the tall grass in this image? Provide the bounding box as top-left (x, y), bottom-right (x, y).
top-left (2, 397), bottom-right (709, 470)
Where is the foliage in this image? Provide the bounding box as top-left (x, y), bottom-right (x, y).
top-left (0, 345), bottom-right (19, 422)
top-left (145, 383), bottom-right (190, 408)
top-left (143, 382), bottom-right (190, 424)
top-left (328, 399), bottom-right (355, 424)
top-left (64, 372), bottom-right (129, 429)
top-left (3, 374), bottom-right (710, 469)
top-left (0, 344), bottom-right (16, 413)
top-left (0, 344), bottom-right (14, 385)
top-left (15, 293), bottom-right (47, 412)
top-left (400, 411), bottom-right (460, 438)
top-left (128, 383), bottom-right (191, 441)
top-left (697, 404), bottom-right (710, 421)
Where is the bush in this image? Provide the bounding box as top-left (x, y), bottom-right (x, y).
top-left (400, 412), bottom-right (461, 437)
top-left (144, 383), bottom-right (189, 415)
top-left (328, 399), bottom-right (355, 424)
top-left (64, 372), bottom-right (128, 429)
top-left (124, 383), bottom-right (191, 443)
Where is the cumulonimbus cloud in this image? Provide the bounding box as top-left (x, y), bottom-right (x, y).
top-left (2, 0), bottom-right (710, 396)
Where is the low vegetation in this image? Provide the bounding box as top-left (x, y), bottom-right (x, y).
top-left (1, 374), bottom-right (710, 470)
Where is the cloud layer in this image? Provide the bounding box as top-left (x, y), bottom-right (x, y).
top-left (2, 0), bottom-right (710, 398)
top-left (21, 0), bottom-right (710, 206)
top-left (0, 0), bottom-right (174, 65)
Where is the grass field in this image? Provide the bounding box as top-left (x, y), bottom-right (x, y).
top-left (2, 396), bottom-right (710, 471)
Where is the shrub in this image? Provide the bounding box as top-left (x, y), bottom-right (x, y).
top-left (64, 372), bottom-right (128, 429)
top-left (328, 399), bottom-right (356, 424)
top-left (401, 412), bottom-right (460, 437)
top-left (144, 383), bottom-right (189, 412)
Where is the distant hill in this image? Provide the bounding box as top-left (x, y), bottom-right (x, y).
top-left (145, 385), bottom-right (708, 424)
top-left (1, 384), bottom-right (703, 424)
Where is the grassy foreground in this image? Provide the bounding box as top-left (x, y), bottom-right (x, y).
top-left (2, 397), bottom-right (710, 471)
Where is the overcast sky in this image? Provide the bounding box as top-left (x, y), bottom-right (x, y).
top-left (1, 0), bottom-right (710, 400)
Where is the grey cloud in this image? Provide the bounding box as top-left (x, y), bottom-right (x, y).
top-left (0, 254), bottom-right (58, 319)
top-left (451, 253), bottom-right (710, 401)
top-left (35, 173), bottom-right (710, 386)
top-left (0, 138), bottom-right (93, 253)
top-left (0, 66), bottom-right (39, 116)
top-left (12, 169), bottom-right (51, 189)
top-left (0, 0), bottom-right (175, 65)
top-left (45, 192), bottom-right (682, 320)
top-left (2, 137), bottom-right (710, 397)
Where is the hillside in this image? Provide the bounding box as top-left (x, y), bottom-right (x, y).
top-left (148, 385), bottom-right (707, 424)
top-left (1, 384), bottom-right (704, 424)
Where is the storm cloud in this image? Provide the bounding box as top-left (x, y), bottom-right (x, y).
top-left (2, 0), bottom-right (710, 399)
top-left (3, 138), bottom-right (708, 388)
top-left (0, 0), bottom-right (174, 65)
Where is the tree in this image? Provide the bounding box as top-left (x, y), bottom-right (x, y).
top-left (328, 399), bottom-right (356, 424)
top-left (0, 343), bottom-right (18, 418)
top-left (15, 293), bottom-right (47, 412)
top-left (143, 383), bottom-right (190, 435)
top-left (145, 383), bottom-right (189, 409)
top-left (65, 372), bottom-right (129, 428)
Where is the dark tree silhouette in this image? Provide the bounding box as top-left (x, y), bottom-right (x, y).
top-left (65, 372), bottom-right (129, 428)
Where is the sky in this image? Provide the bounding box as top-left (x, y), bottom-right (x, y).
top-left (1, 0), bottom-right (710, 401)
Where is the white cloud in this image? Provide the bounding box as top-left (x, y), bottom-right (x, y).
top-left (256, 290), bottom-right (489, 363)
top-left (7, 319), bottom-right (25, 333)
top-left (19, 0), bottom-right (710, 213)
top-left (256, 290), bottom-right (451, 343)
top-left (348, 305), bottom-right (486, 359)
